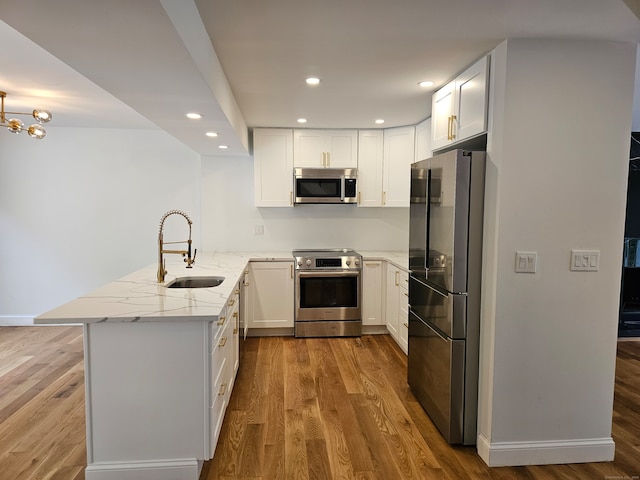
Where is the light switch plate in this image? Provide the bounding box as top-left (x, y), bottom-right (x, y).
top-left (515, 252), bottom-right (537, 273)
top-left (570, 250), bottom-right (599, 271)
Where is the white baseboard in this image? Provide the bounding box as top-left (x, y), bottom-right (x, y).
top-left (477, 434), bottom-right (615, 466)
top-left (0, 316), bottom-right (34, 326)
top-left (85, 459), bottom-right (201, 480)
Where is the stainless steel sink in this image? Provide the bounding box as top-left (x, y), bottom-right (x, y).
top-left (166, 276), bottom-right (225, 288)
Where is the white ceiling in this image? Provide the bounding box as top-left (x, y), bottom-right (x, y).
top-left (0, 0), bottom-right (639, 156)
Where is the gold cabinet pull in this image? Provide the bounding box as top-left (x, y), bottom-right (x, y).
top-left (403, 322), bottom-right (408, 328)
top-left (383, 191), bottom-right (386, 205)
top-left (450, 115), bottom-right (457, 140)
top-left (290, 191), bottom-right (293, 206)
top-left (217, 316), bottom-right (226, 326)
top-left (395, 270), bottom-right (399, 286)
top-left (290, 264), bottom-right (294, 278)
top-left (447, 116), bottom-right (452, 140)
top-left (228, 298), bottom-right (235, 306)
top-left (218, 383), bottom-right (226, 396)
top-left (403, 292), bottom-right (409, 297)
top-left (326, 152), bottom-right (330, 167)
top-left (218, 336), bottom-right (227, 348)
top-left (357, 191), bottom-right (361, 205)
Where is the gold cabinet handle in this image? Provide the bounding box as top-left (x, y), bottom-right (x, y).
top-left (403, 292), bottom-right (409, 297)
top-left (235, 288), bottom-right (240, 295)
top-left (217, 316), bottom-right (226, 326)
top-left (290, 264), bottom-right (294, 278)
top-left (447, 116), bottom-right (452, 140)
top-left (233, 328), bottom-right (238, 334)
top-left (395, 270), bottom-right (399, 286)
top-left (383, 191), bottom-right (386, 205)
top-left (450, 115), bottom-right (457, 140)
top-left (218, 383), bottom-right (226, 396)
top-left (228, 298), bottom-right (235, 306)
top-left (326, 152), bottom-right (330, 167)
top-left (290, 191), bottom-right (293, 206)
top-left (403, 322), bottom-right (408, 328)
top-left (357, 191), bottom-right (361, 205)
top-left (218, 336), bottom-right (227, 348)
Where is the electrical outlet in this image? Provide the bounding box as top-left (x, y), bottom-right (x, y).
top-left (515, 252), bottom-right (537, 273)
top-left (570, 250), bottom-right (599, 271)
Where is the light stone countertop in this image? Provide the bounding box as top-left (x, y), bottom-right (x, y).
top-left (34, 250), bottom-right (408, 325)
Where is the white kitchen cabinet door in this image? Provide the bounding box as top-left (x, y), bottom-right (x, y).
top-left (414, 117), bottom-right (432, 162)
top-left (293, 129), bottom-right (358, 168)
top-left (431, 56), bottom-right (489, 151)
top-left (253, 128), bottom-right (294, 207)
top-left (362, 260), bottom-right (384, 325)
top-left (385, 263), bottom-right (400, 339)
top-left (246, 261), bottom-right (294, 329)
top-left (454, 56), bottom-right (489, 142)
top-left (431, 82), bottom-right (456, 151)
top-left (357, 130), bottom-right (384, 207)
top-left (383, 126), bottom-right (415, 207)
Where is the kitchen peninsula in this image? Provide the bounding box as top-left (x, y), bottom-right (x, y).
top-left (34, 251), bottom-right (407, 480)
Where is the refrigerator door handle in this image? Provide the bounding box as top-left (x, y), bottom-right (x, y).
top-left (412, 310), bottom-right (449, 342)
top-left (412, 274), bottom-right (467, 297)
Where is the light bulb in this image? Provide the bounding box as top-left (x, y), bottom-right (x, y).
top-left (7, 118), bottom-right (23, 133)
top-left (27, 124), bottom-right (46, 139)
top-left (33, 109), bottom-right (52, 123)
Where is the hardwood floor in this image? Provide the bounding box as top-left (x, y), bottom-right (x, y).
top-left (0, 327), bottom-right (638, 480)
top-left (0, 326), bottom-right (85, 480)
top-left (203, 336), bottom-right (640, 480)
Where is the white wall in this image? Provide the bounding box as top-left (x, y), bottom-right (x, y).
top-left (199, 154), bottom-right (409, 252)
top-left (0, 127), bottom-right (200, 323)
top-left (478, 39), bottom-right (636, 466)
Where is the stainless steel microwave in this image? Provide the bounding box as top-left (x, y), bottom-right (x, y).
top-left (293, 167), bottom-right (357, 204)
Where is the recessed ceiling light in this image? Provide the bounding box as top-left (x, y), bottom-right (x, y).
top-left (297, 118), bottom-right (307, 124)
top-left (305, 77), bottom-right (320, 86)
top-left (218, 145), bottom-right (228, 149)
top-left (418, 81), bottom-right (434, 88)
top-left (186, 112), bottom-right (202, 119)
top-left (375, 119), bottom-right (385, 125)
top-left (205, 131), bottom-right (218, 137)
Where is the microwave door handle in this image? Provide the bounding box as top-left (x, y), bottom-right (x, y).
top-left (340, 175), bottom-right (345, 201)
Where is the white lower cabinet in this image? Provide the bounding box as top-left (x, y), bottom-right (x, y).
top-left (384, 262), bottom-right (409, 354)
top-left (245, 261), bottom-right (294, 331)
top-left (362, 260), bottom-right (384, 325)
top-left (209, 279), bottom-right (241, 458)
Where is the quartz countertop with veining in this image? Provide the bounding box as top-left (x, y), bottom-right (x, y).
top-left (34, 250), bottom-right (408, 324)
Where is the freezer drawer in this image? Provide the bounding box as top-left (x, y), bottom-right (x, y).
top-left (409, 275), bottom-right (467, 339)
top-left (407, 310), bottom-right (466, 444)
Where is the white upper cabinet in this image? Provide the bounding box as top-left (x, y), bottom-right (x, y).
top-left (357, 130), bottom-right (384, 207)
top-left (431, 56), bottom-right (489, 151)
top-left (253, 128), bottom-right (294, 207)
top-left (293, 129), bottom-right (358, 168)
top-left (383, 126), bottom-right (415, 207)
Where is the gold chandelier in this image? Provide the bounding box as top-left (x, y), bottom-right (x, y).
top-left (0, 90), bottom-right (52, 139)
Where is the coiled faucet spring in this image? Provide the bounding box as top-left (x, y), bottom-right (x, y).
top-left (157, 209), bottom-right (196, 283)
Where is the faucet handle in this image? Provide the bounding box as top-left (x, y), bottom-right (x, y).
top-left (185, 248), bottom-right (197, 268)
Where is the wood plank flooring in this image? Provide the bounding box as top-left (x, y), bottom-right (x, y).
top-left (0, 326), bottom-right (639, 480)
top-left (203, 335), bottom-right (640, 480)
top-left (0, 326), bottom-right (85, 480)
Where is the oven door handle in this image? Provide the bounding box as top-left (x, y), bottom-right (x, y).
top-left (296, 270), bottom-right (360, 278)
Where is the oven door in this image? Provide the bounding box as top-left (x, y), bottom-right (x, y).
top-left (295, 270), bottom-right (360, 321)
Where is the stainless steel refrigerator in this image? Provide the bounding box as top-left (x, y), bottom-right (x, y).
top-left (408, 149), bottom-right (485, 445)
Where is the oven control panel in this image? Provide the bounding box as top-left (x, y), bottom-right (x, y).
top-left (293, 250), bottom-right (362, 270)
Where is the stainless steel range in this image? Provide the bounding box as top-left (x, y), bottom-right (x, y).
top-left (293, 249), bottom-right (362, 337)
